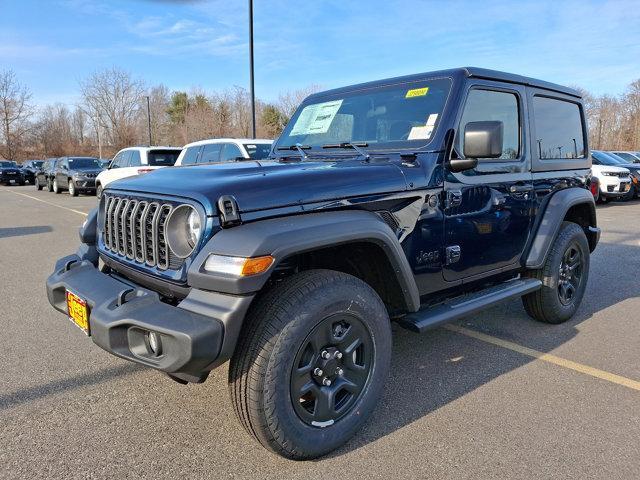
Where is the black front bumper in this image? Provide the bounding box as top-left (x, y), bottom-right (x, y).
top-left (46, 252), bottom-right (253, 383)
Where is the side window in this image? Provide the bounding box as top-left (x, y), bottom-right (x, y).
top-left (199, 143), bottom-right (222, 164)
top-left (181, 146), bottom-right (201, 165)
top-left (220, 143), bottom-right (243, 162)
top-left (129, 150), bottom-right (142, 167)
top-left (111, 152), bottom-right (124, 168)
top-left (458, 89), bottom-right (520, 160)
top-left (533, 96), bottom-right (585, 159)
top-left (119, 150), bottom-right (132, 167)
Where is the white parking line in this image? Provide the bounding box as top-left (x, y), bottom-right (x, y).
top-left (3, 190), bottom-right (88, 217)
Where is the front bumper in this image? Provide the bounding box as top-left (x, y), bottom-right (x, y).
top-left (46, 251), bottom-right (253, 383)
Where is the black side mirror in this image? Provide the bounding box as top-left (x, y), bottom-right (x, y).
top-left (463, 121), bottom-right (503, 159)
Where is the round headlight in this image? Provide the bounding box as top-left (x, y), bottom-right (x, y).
top-left (166, 205), bottom-right (202, 258)
top-left (187, 208), bottom-right (201, 248)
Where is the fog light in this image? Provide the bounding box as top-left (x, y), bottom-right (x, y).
top-left (147, 331), bottom-right (162, 356)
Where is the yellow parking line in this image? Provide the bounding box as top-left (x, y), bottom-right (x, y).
top-left (445, 324), bottom-right (640, 392)
top-left (4, 190), bottom-right (88, 217)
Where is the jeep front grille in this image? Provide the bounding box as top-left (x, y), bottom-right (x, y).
top-left (102, 195), bottom-right (177, 270)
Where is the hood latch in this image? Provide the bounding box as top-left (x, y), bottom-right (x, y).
top-left (217, 195), bottom-right (241, 228)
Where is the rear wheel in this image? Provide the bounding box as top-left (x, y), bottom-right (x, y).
top-left (229, 269), bottom-right (391, 460)
top-left (47, 178), bottom-right (53, 192)
top-left (96, 184), bottom-right (103, 199)
top-left (35, 177), bottom-right (43, 190)
top-left (522, 222), bottom-right (590, 324)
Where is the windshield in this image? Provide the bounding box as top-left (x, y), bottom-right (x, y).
top-left (613, 152), bottom-right (638, 163)
top-left (148, 149), bottom-right (180, 166)
top-left (275, 78), bottom-right (452, 152)
top-left (592, 151), bottom-right (623, 166)
top-left (0, 161), bottom-right (14, 168)
top-left (68, 157), bottom-right (100, 169)
top-left (33, 161), bottom-right (44, 168)
top-left (243, 143), bottom-right (272, 159)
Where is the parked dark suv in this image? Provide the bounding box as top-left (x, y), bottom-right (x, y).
top-left (35, 158), bottom-right (60, 191)
top-left (52, 156), bottom-right (102, 196)
top-left (0, 160), bottom-right (24, 185)
top-left (47, 68), bottom-right (600, 459)
top-left (20, 160), bottom-right (44, 184)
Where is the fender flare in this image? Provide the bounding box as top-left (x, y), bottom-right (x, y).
top-left (525, 187), bottom-right (598, 269)
top-left (188, 210), bottom-right (421, 312)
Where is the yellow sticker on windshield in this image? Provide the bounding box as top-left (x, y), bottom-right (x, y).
top-left (406, 87), bottom-right (429, 98)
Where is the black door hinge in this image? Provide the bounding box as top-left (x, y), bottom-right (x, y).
top-left (445, 245), bottom-right (461, 265)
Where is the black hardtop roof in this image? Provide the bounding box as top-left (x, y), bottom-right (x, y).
top-left (308, 67), bottom-right (580, 100)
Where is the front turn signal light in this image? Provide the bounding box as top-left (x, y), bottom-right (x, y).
top-left (203, 254), bottom-right (274, 276)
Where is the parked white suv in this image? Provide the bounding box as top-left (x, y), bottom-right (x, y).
top-left (96, 146), bottom-right (182, 198)
top-left (591, 163), bottom-right (631, 202)
top-left (174, 138), bottom-right (273, 166)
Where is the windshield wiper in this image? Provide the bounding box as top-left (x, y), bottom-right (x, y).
top-left (322, 142), bottom-right (370, 160)
top-left (276, 143), bottom-right (311, 159)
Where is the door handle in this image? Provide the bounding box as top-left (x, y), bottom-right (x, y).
top-left (509, 184), bottom-right (533, 193)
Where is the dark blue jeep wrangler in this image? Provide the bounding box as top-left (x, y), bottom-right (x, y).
top-left (47, 67), bottom-right (600, 459)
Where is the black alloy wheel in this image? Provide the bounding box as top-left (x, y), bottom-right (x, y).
top-left (557, 243), bottom-right (583, 306)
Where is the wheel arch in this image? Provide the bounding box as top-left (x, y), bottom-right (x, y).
top-left (525, 187), bottom-right (599, 269)
top-left (188, 210), bottom-right (421, 313)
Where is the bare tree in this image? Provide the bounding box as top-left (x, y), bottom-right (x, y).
top-left (277, 84), bottom-right (322, 124)
top-left (72, 106), bottom-right (86, 145)
top-left (0, 70), bottom-right (34, 160)
top-left (80, 67), bottom-right (145, 150)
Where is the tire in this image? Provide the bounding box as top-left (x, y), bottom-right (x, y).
top-left (522, 221), bottom-right (590, 324)
top-left (69, 180), bottom-right (78, 197)
top-left (96, 184), bottom-right (103, 199)
top-left (53, 178), bottom-right (61, 194)
top-left (47, 178), bottom-right (53, 192)
top-left (229, 269), bottom-right (392, 460)
top-left (35, 177), bottom-right (43, 191)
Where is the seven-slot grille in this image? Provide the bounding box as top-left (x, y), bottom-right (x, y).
top-left (102, 195), bottom-right (176, 270)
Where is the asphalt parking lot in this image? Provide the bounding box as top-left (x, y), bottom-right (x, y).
top-left (1, 185), bottom-right (639, 479)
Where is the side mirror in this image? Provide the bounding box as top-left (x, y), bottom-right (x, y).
top-left (463, 121), bottom-right (503, 159)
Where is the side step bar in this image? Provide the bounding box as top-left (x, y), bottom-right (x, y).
top-left (397, 278), bottom-right (542, 333)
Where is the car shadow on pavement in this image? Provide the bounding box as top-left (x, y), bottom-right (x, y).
top-left (0, 363), bottom-right (144, 411)
top-left (325, 238), bottom-right (639, 459)
top-left (0, 225), bottom-right (52, 239)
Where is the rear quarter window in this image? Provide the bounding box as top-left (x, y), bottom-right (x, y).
top-left (533, 96), bottom-right (585, 160)
top-left (180, 146), bottom-right (201, 165)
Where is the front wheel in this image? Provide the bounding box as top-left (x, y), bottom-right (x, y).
top-left (69, 180), bottom-right (78, 197)
top-left (522, 222), bottom-right (590, 324)
top-left (229, 270), bottom-right (392, 460)
top-left (35, 177), bottom-right (43, 190)
top-left (47, 178), bottom-right (53, 192)
top-left (53, 179), bottom-right (61, 194)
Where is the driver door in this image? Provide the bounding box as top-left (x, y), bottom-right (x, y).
top-left (443, 82), bottom-right (534, 282)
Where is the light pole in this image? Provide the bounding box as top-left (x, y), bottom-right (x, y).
top-left (248, 0), bottom-right (256, 139)
top-left (146, 95), bottom-right (152, 146)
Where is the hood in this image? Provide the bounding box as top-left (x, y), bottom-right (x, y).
top-left (591, 164), bottom-right (629, 174)
top-left (107, 158), bottom-right (409, 214)
top-left (0, 166), bottom-right (21, 173)
top-left (71, 167), bottom-right (102, 174)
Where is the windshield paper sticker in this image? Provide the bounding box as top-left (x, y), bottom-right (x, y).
top-left (408, 113), bottom-right (438, 140)
top-left (405, 87), bottom-right (429, 98)
top-left (290, 100), bottom-right (344, 136)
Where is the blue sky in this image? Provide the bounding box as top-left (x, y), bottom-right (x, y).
top-left (2, 0), bottom-right (639, 107)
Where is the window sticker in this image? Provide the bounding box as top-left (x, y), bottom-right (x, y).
top-left (290, 100), bottom-right (344, 136)
top-left (405, 87), bottom-right (429, 98)
top-left (407, 113), bottom-right (438, 140)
